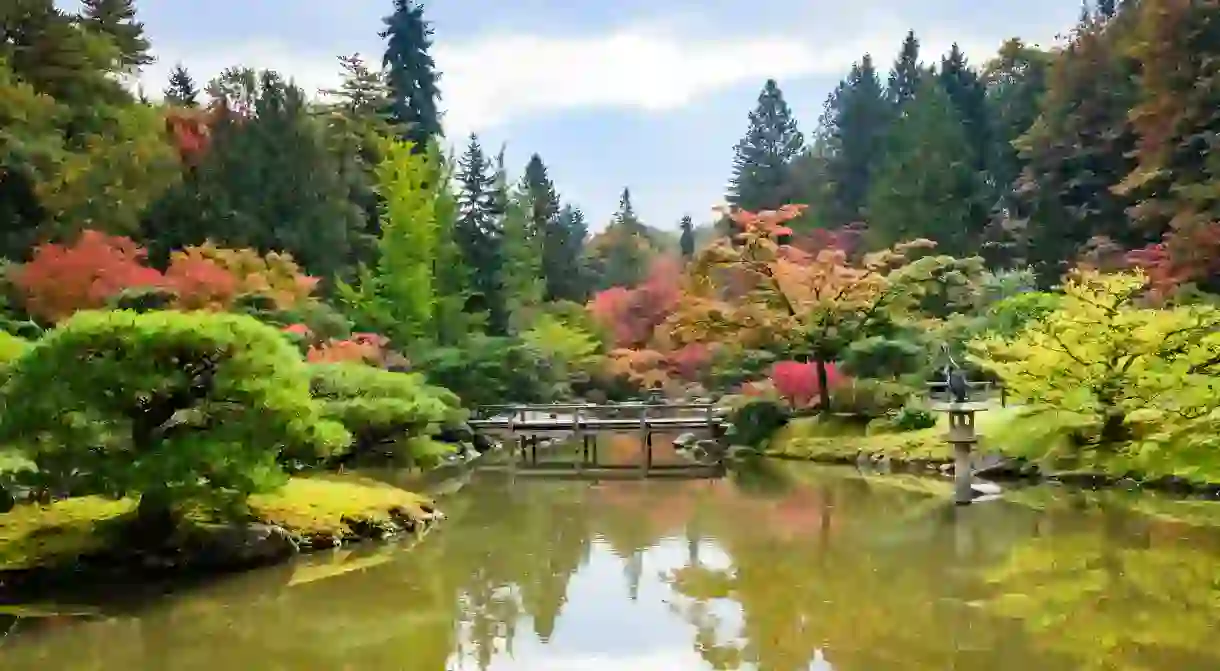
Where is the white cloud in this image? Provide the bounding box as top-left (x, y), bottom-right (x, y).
top-left (138, 19), bottom-right (1029, 139)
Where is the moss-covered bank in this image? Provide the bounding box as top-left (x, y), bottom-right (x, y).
top-left (0, 475), bottom-right (441, 589)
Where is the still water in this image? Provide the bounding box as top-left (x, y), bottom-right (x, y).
top-left (2, 442), bottom-right (1220, 670)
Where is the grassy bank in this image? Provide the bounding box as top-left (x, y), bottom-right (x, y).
top-left (767, 407), bottom-right (1021, 465)
top-left (0, 476), bottom-right (435, 573)
top-left (766, 406), bottom-right (1220, 496)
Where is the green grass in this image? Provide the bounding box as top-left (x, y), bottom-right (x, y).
top-left (0, 476), bottom-right (433, 571)
top-left (767, 406), bottom-right (1021, 464)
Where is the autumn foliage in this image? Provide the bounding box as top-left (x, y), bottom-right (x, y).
top-left (588, 256), bottom-right (682, 348)
top-left (16, 231), bottom-right (165, 322)
top-left (771, 360), bottom-right (842, 408)
top-left (15, 231), bottom-right (319, 323)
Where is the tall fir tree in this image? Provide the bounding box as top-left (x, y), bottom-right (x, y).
top-left (938, 44), bottom-right (991, 174)
top-left (679, 215), bottom-right (695, 261)
top-left (727, 79), bottom-right (805, 212)
top-left (547, 204), bottom-right (589, 302)
top-left (611, 187), bottom-right (645, 233)
top-left (381, 0), bottom-right (443, 151)
top-left (866, 78), bottom-right (982, 256)
top-left (1014, 12), bottom-right (1140, 284)
top-left (887, 30), bottom-right (923, 108)
top-left (455, 134), bottom-right (506, 333)
top-left (521, 154), bottom-right (560, 237)
top-left (163, 64), bottom-right (199, 107)
top-left (981, 39), bottom-right (1052, 265)
top-left (318, 53), bottom-right (397, 259)
top-left (79, 0), bottom-right (152, 70)
top-left (498, 149), bottom-right (545, 324)
top-left (822, 54), bottom-right (893, 226)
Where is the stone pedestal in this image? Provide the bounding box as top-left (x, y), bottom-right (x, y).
top-left (931, 402), bottom-right (989, 505)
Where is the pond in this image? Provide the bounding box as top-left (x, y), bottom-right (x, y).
top-left (2, 438), bottom-right (1220, 670)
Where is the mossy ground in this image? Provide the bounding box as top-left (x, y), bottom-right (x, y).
top-left (0, 476), bottom-right (433, 571)
top-left (767, 406), bottom-right (1021, 464)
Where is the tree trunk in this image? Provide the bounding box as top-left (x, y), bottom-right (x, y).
top-left (131, 489), bottom-right (181, 547)
top-left (1100, 408), bottom-right (1127, 444)
top-left (815, 357), bottom-right (831, 415)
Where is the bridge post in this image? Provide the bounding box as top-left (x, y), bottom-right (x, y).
top-left (640, 406), bottom-right (650, 475)
top-left (574, 406), bottom-right (583, 473)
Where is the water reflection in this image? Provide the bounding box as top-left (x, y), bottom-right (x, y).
top-left (2, 460), bottom-right (1220, 670)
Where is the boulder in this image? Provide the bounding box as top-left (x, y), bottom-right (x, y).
top-left (190, 523), bottom-right (300, 569)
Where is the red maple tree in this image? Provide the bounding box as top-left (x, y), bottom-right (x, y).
top-left (16, 231), bottom-right (165, 323)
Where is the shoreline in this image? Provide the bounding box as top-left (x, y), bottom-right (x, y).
top-left (764, 449), bottom-right (1220, 501)
top-left (0, 466), bottom-right (481, 599)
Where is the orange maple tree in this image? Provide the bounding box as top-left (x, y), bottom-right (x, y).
top-left (666, 204), bottom-right (954, 411)
top-left (165, 242), bottom-right (319, 310)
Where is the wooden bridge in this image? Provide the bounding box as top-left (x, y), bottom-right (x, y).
top-left (468, 402), bottom-right (728, 479)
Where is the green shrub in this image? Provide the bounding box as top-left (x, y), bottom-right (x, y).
top-left (708, 349), bottom-right (778, 390)
top-left (234, 293), bottom-right (354, 342)
top-left (726, 398), bottom-right (791, 450)
top-left (890, 403), bottom-right (937, 431)
top-left (307, 363), bottom-right (465, 467)
top-left (830, 379), bottom-right (914, 418)
top-left (107, 286), bottom-right (178, 312)
top-left (411, 335), bottom-right (561, 407)
top-left (841, 336), bottom-right (925, 380)
top-left (0, 310), bottom-right (350, 532)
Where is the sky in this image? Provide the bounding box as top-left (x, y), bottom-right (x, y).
top-left (67, 0), bottom-right (1082, 231)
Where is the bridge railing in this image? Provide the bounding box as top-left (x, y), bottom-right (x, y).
top-left (470, 402), bottom-right (719, 421)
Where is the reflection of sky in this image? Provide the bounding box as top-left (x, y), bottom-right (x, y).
top-left (446, 536), bottom-right (834, 671)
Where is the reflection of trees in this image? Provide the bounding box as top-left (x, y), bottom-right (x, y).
top-left (981, 505), bottom-right (1220, 670)
top-left (7, 463), bottom-right (1220, 671)
top-left (663, 466), bottom-right (1052, 671)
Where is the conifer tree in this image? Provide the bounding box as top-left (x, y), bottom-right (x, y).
top-left (381, 0), bottom-right (442, 151)
top-left (727, 79), bottom-right (805, 212)
top-left (79, 0), bottom-right (152, 70)
top-left (163, 64), bottom-right (199, 107)
top-left (547, 204), bottom-right (589, 302)
top-left (887, 30), bottom-right (923, 108)
top-left (867, 78), bottom-right (981, 256)
top-left (456, 134), bottom-right (506, 333)
top-left (679, 215), bottom-right (695, 261)
top-left (611, 187), bottom-right (645, 234)
top-left (938, 44), bottom-right (990, 173)
top-left (498, 149), bottom-right (545, 323)
top-left (822, 55), bottom-right (893, 226)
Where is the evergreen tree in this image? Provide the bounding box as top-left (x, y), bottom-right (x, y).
top-left (727, 79), bottom-right (805, 212)
top-left (887, 30), bottom-right (923, 108)
top-left (163, 64), bottom-right (199, 107)
top-left (143, 68), bottom-right (361, 277)
top-left (456, 134), bottom-right (506, 334)
top-left (679, 215), bottom-right (695, 260)
top-left (982, 39), bottom-right (1052, 265)
top-left (498, 151), bottom-right (545, 325)
top-left (611, 187), bottom-right (645, 233)
top-left (318, 54), bottom-right (396, 259)
top-left (381, 0), bottom-right (443, 151)
top-left (822, 54), bottom-right (893, 226)
top-left (1015, 13), bottom-right (1140, 284)
top-left (867, 78), bottom-right (982, 256)
top-left (938, 44), bottom-right (990, 173)
top-left (546, 204), bottom-right (589, 302)
top-left (521, 154), bottom-right (560, 237)
top-left (1097, 0), bottom-right (1118, 18)
top-left (79, 0), bottom-right (152, 70)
